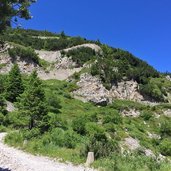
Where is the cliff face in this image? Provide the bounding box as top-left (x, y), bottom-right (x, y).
top-left (73, 73), bottom-right (144, 105)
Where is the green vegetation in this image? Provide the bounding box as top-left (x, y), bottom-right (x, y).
top-left (0, 1), bottom-right (35, 32)
top-left (6, 64), bottom-right (24, 102)
top-left (61, 47), bottom-right (97, 67)
top-left (140, 77), bottom-right (171, 102)
top-left (1, 74), bottom-right (171, 170)
top-left (90, 45), bottom-right (171, 102)
top-left (1, 29), bottom-right (171, 170)
top-left (1, 29), bottom-right (96, 51)
top-left (8, 46), bottom-right (39, 64)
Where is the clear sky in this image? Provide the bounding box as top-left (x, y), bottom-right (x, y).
top-left (18, 0), bottom-right (171, 72)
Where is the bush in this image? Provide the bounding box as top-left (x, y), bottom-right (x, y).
top-left (103, 111), bottom-right (122, 125)
top-left (82, 136), bottom-right (119, 159)
top-left (140, 78), bottom-right (171, 102)
top-left (160, 119), bottom-right (171, 137)
top-left (8, 46), bottom-right (40, 65)
top-left (63, 47), bottom-right (97, 67)
top-left (72, 113), bottom-right (98, 135)
top-left (4, 111), bottom-right (28, 128)
top-left (47, 96), bottom-right (61, 113)
top-left (159, 139), bottom-right (171, 156)
top-left (72, 116), bottom-right (88, 135)
top-left (50, 128), bottom-right (80, 148)
top-left (22, 128), bottom-right (41, 140)
top-left (5, 132), bottom-right (24, 147)
top-left (140, 111), bottom-right (153, 121)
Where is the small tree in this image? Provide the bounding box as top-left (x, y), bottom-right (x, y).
top-left (0, 94), bottom-right (7, 115)
top-left (6, 64), bottom-right (24, 102)
top-left (17, 71), bottom-right (48, 132)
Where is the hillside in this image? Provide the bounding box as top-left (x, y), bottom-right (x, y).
top-left (0, 29), bottom-right (171, 171)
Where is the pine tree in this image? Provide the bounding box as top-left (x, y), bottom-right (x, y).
top-left (0, 94), bottom-right (7, 115)
top-left (17, 71), bottom-right (48, 131)
top-left (6, 64), bottom-right (24, 102)
top-left (0, 0), bottom-right (36, 32)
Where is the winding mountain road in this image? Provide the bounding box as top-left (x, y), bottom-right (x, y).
top-left (0, 133), bottom-right (94, 171)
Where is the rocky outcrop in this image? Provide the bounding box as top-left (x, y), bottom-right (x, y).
top-left (163, 109), bottom-right (171, 117)
top-left (123, 137), bottom-right (140, 151)
top-left (0, 53), bottom-right (39, 75)
top-left (166, 75), bottom-right (171, 81)
top-left (121, 109), bottom-right (140, 118)
top-left (73, 73), bottom-right (108, 105)
top-left (0, 43), bottom-right (10, 53)
top-left (110, 81), bottom-right (143, 102)
top-left (73, 73), bottom-right (144, 105)
top-left (122, 137), bottom-right (155, 158)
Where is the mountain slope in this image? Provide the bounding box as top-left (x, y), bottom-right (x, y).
top-left (0, 29), bottom-right (171, 171)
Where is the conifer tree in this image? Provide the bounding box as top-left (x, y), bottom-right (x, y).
top-left (0, 0), bottom-right (36, 32)
top-left (17, 71), bottom-right (48, 131)
top-left (0, 94), bottom-right (7, 115)
top-left (6, 64), bottom-right (24, 102)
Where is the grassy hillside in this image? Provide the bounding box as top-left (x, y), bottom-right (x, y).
top-left (3, 79), bottom-right (171, 170)
top-left (0, 29), bottom-right (171, 170)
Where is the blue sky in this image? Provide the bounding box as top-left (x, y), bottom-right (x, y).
top-left (18, 0), bottom-right (171, 72)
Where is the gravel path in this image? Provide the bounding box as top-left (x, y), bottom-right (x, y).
top-left (0, 133), bottom-right (94, 171)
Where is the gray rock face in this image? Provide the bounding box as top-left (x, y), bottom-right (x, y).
top-left (166, 75), bottom-right (171, 81)
top-left (0, 53), bottom-right (39, 75)
top-left (73, 73), bottom-right (144, 105)
top-left (122, 137), bottom-right (156, 158)
top-left (73, 73), bottom-right (108, 105)
top-left (110, 81), bottom-right (143, 102)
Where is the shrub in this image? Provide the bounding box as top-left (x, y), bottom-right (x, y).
top-left (50, 128), bottom-right (80, 148)
top-left (63, 47), bottom-right (97, 67)
top-left (63, 130), bottom-right (80, 148)
top-left (72, 114), bottom-right (98, 135)
top-left (22, 128), bottom-right (41, 140)
top-left (47, 96), bottom-right (61, 113)
top-left (160, 119), bottom-right (171, 137)
top-left (72, 115), bottom-right (88, 135)
top-left (159, 139), bottom-right (171, 156)
top-left (140, 111), bottom-right (153, 121)
top-left (82, 136), bottom-right (119, 159)
top-left (4, 111), bottom-right (28, 128)
top-left (5, 132), bottom-right (24, 147)
top-left (8, 46), bottom-right (40, 64)
top-left (103, 111), bottom-right (122, 125)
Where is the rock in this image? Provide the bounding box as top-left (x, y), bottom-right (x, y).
top-left (163, 109), bottom-right (171, 117)
top-left (109, 80), bottom-right (143, 102)
top-left (124, 137), bottom-right (140, 151)
top-left (73, 73), bottom-right (145, 105)
top-left (73, 73), bottom-right (108, 105)
top-left (144, 149), bottom-right (155, 158)
top-left (6, 101), bottom-right (16, 112)
top-left (121, 109), bottom-right (140, 118)
top-left (157, 154), bottom-right (166, 162)
top-left (166, 75), bottom-right (171, 81)
top-left (85, 152), bottom-right (94, 167)
top-left (147, 132), bottom-right (161, 139)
